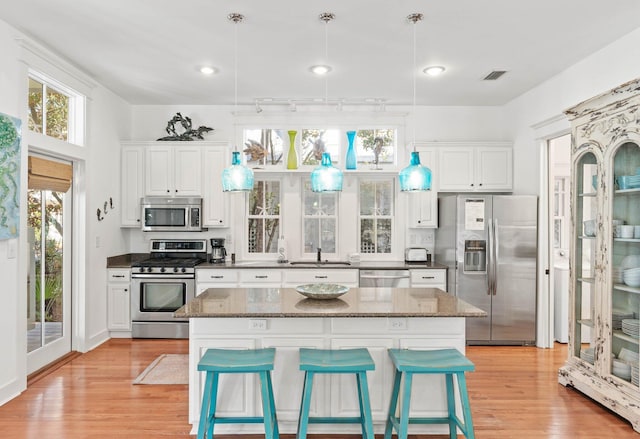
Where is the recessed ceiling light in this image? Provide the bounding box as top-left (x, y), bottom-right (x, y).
top-left (200, 66), bottom-right (217, 75)
top-left (310, 65), bottom-right (332, 75)
top-left (423, 66), bottom-right (446, 77)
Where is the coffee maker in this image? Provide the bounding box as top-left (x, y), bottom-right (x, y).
top-left (209, 238), bottom-right (227, 263)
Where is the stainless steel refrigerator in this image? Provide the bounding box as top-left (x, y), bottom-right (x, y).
top-left (435, 195), bottom-right (538, 345)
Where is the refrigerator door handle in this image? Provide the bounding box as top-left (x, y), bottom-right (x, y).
top-left (493, 218), bottom-right (499, 296)
top-left (487, 218), bottom-right (493, 295)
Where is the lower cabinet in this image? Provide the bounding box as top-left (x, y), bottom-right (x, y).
top-left (410, 269), bottom-right (447, 291)
top-left (283, 269), bottom-right (359, 288)
top-left (107, 269), bottom-right (131, 334)
top-left (196, 269), bottom-right (239, 295)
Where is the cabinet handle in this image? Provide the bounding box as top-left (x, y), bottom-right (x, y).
top-left (124, 289), bottom-right (128, 292)
top-left (113, 274), bottom-right (126, 278)
top-left (315, 275), bottom-right (328, 279)
top-left (210, 275), bottom-right (224, 279)
top-left (422, 276), bottom-right (435, 279)
top-left (255, 275), bottom-right (268, 279)
top-left (479, 183), bottom-right (483, 186)
top-left (175, 189), bottom-right (178, 193)
top-left (470, 183), bottom-right (474, 187)
top-left (166, 189), bottom-right (170, 193)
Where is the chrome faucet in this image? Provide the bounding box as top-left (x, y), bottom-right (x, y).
top-left (317, 248), bottom-right (322, 262)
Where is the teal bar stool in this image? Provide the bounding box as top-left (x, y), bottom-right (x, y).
top-left (197, 348), bottom-right (279, 439)
top-left (385, 348), bottom-right (475, 439)
top-left (297, 348), bottom-right (375, 439)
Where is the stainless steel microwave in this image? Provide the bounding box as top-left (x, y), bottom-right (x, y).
top-left (141, 197), bottom-right (203, 232)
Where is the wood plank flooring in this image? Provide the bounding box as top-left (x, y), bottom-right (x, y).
top-left (0, 339), bottom-right (637, 438)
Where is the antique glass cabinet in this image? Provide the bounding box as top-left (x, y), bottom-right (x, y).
top-left (559, 78), bottom-right (640, 432)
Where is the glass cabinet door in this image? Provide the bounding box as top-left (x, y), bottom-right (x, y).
top-left (573, 152), bottom-right (597, 364)
top-left (611, 141), bottom-right (640, 386)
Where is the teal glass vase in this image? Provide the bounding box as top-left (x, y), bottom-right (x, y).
top-left (222, 151), bottom-right (254, 192)
top-left (345, 130), bottom-right (357, 170)
top-left (287, 130), bottom-right (298, 169)
top-left (311, 152), bottom-right (343, 192)
top-left (399, 151), bottom-right (432, 192)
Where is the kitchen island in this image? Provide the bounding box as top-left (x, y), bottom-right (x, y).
top-left (176, 287), bottom-right (486, 435)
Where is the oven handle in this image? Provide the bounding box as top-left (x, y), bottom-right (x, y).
top-left (131, 274), bottom-right (195, 280)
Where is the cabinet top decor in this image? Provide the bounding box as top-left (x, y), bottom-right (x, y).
top-left (157, 112), bottom-right (213, 141)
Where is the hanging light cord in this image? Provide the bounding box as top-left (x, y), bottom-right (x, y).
top-left (234, 16), bottom-right (238, 116)
top-left (324, 16), bottom-right (329, 104)
top-left (408, 13), bottom-right (423, 153)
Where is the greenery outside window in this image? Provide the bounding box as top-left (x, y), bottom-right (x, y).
top-left (301, 129), bottom-right (340, 165)
top-left (247, 180), bottom-right (281, 254)
top-left (243, 129), bottom-right (286, 167)
top-left (302, 181), bottom-right (337, 254)
top-left (355, 129), bottom-right (396, 167)
top-left (359, 179), bottom-right (393, 254)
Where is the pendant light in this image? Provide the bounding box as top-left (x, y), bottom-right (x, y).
top-left (310, 12), bottom-right (343, 193)
top-left (222, 13), bottom-right (254, 192)
top-left (399, 13), bottom-right (432, 192)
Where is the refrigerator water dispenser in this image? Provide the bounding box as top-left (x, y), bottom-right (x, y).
top-left (464, 240), bottom-right (486, 273)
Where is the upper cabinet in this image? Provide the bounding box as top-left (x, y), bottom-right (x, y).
top-left (202, 143), bottom-right (230, 227)
top-left (145, 143), bottom-right (202, 196)
top-left (438, 143), bottom-right (513, 192)
top-left (120, 144), bottom-right (144, 227)
top-left (559, 78), bottom-right (640, 432)
top-left (407, 146), bottom-right (438, 228)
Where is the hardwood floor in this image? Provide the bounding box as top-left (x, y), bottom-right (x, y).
top-left (0, 339), bottom-right (637, 438)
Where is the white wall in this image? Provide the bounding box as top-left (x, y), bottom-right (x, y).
top-left (0, 19), bottom-right (132, 405)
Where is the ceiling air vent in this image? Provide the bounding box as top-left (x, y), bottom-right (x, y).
top-left (483, 70), bottom-right (507, 81)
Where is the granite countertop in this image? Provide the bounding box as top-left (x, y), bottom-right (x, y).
top-left (175, 287), bottom-right (486, 318)
top-left (106, 254), bottom-right (447, 270)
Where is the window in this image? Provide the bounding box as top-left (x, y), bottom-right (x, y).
top-left (355, 129), bottom-right (396, 168)
top-left (301, 129), bottom-right (340, 165)
top-left (243, 129), bottom-right (286, 167)
top-left (302, 181), bottom-right (337, 254)
top-left (27, 71), bottom-right (84, 145)
top-left (554, 176), bottom-right (569, 248)
top-left (247, 180), bottom-right (281, 254)
top-left (359, 179), bottom-right (394, 254)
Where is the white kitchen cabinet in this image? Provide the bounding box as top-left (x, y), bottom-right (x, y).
top-left (438, 143), bottom-right (512, 192)
top-left (407, 146), bottom-right (438, 228)
top-left (120, 144), bottom-right (144, 227)
top-left (145, 143), bottom-right (202, 196)
top-left (410, 269), bottom-right (447, 291)
top-left (196, 269), bottom-right (239, 295)
top-left (239, 269), bottom-right (283, 286)
top-left (283, 269), bottom-right (359, 287)
top-left (107, 269), bottom-right (131, 334)
top-left (202, 144), bottom-right (230, 227)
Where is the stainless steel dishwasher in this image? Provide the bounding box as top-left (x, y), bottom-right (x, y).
top-left (359, 269), bottom-right (410, 287)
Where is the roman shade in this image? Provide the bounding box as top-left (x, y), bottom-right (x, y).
top-left (28, 156), bottom-right (72, 192)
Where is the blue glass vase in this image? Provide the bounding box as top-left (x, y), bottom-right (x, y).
top-left (399, 151), bottom-right (431, 192)
top-left (222, 151), bottom-right (255, 191)
top-left (311, 152), bottom-right (343, 192)
top-left (345, 130), bottom-right (357, 170)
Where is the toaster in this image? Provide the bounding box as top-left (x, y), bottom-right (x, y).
top-left (405, 247), bottom-right (431, 263)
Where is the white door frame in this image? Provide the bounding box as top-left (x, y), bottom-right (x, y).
top-left (532, 114), bottom-right (571, 348)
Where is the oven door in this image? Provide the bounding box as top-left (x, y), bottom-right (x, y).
top-left (131, 275), bottom-right (194, 322)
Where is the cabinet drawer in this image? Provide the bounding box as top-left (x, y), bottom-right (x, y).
top-left (108, 269), bottom-right (130, 282)
top-left (410, 269), bottom-right (446, 285)
top-left (284, 269), bottom-right (359, 286)
top-left (197, 269), bottom-right (238, 284)
top-left (239, 270), bottom-right (282, 284)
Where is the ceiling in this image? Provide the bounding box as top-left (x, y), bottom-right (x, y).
top-left (3, 0), bottom-right (640, 106)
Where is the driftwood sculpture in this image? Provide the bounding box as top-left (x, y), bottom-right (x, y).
top-left (157, 112), bottom-right (213, 141)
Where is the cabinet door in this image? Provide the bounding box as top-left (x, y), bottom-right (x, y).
top-left (476, 147), bottom-right (513, 191)
top-left (410, 269), bottom-right (447, 291)
top-left (107, 269), bottom-right (131, 332)
top-left (174, 147), bottom-right (202, 196)
top-left (145, 146), bottom-right (172, 195)
top-left (407, 148), bottom-right (438, 227)
top-left (202, 147), bottom-right (229, 227)
top-left (120, 145), bottom-right (144, 227)
top-left (437, 148), bottom-right (475, 191)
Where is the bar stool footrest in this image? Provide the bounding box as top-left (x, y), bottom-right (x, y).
top-left (211, 417), bottom-right (267, 424)
top-left (308, 417), bottom-right (368, 424)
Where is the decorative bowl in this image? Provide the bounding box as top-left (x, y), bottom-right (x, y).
top-left (295, 283), bottom-right (349, 300)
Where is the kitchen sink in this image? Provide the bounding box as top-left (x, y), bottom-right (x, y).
top-left (289, 261), bottom-right (352, 266)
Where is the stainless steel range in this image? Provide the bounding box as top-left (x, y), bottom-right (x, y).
top-left (131, 239), bottom-right (207, 339)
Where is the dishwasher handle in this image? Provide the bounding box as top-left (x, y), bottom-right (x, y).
top-left (359, 274), bottom-right (410, 280)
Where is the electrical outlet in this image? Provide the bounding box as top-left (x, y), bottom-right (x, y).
top-left (388, 318), bottom-right (407, 330)
top-left (249, 319), bottom-right (267, 330)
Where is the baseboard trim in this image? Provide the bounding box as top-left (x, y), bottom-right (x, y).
top-left (27, 351), bottom-right (82, 386)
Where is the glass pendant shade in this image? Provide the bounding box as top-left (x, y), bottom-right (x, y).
top-left (399, 151), bottom-right (432, 191)
top-left (222, 151), bottom-right (254, 192)
top-left (311, 152), bottom-right (343, 192)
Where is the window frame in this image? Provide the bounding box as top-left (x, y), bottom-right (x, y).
top-left (357, 176), bottom-right (396, 257)
top-left (245, 178), bottom-right (282, 257)
top-left (301, 180), bottom-right (339, 258)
